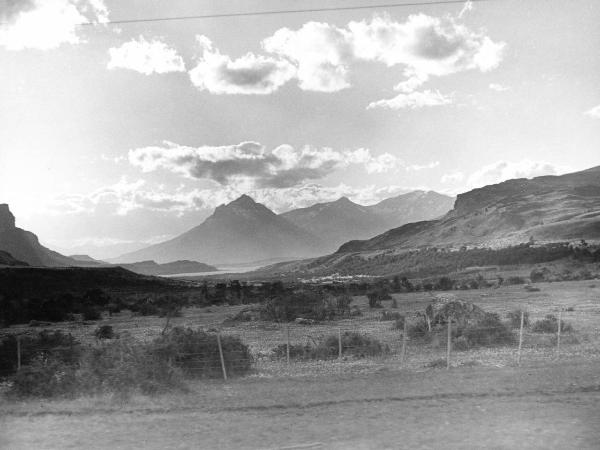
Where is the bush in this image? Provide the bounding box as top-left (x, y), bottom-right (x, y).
top-left (261, 291), bottom-right (350, 322)
top-left (532, 315), bottom-right (573, 333)
top-left (11, 357), bottom-right (78, 398)
top-left (506, 309), bottom-right (530, 329)
top-left (407, 317), bottom-right (431, 340)
top-left (379, 311), bottom-right (403, 321)
top-left (271, 332), bottom-right (387, 361)
top-left (507, 276), bottom-right (525, 285)
top-left (151, 327), bottom-right (252, 378)
top-left (457, 313), bottom-right (514, 349)
top-left (94, 325), bottom-right (116, 340)
top-left (0, 330), bottom-right (81, 377)
top-left (435, 276), bottom-right (455, 291)
top-left (77, 338), bottom-right (183, 396)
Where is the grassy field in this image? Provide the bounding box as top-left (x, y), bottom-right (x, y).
top-left (1, 279), bottom-right (600, 448)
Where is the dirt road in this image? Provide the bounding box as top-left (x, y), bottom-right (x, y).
top-left (2, 361), bottom-right (600, 449)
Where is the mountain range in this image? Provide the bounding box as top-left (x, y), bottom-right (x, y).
top-left (261, 165), bottom-right (600, 277)
top-left (115, 191), bottom-right (455, 264)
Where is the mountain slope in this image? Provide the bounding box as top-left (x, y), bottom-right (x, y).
top-left (116, 195), bottom-right (324, 265)
top-left (280, 197), bottom-right (386, 251)
top-left (0, 250), bottom-right (29, 267)
top-left (339, 165), bottom-right (600, 253)
top-left (0, 204), bottom-right (79, 267)
top-left (367, 190), bottom-right (455, 226)
top-left (280, 191), bottom-right (455, 252)
top-left (256, 165), bottom-right (600, 277)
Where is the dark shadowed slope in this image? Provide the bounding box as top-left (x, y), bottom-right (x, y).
top-left (0, 250), bottom-right (29, 267)
top-left (0, 204), bottom-right (79, 267)
top-left (115, 195), bottom-right (324, 265)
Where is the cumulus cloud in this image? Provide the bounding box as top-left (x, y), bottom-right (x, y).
top-left (262, 21), bottom-right (354, 92)
top-left (584, 104), bottom-right (600, 119)
top-left (368, 89), bottom-right (452, 110)
top-left (406, 161), bottom-right (440, 171)
top-left (441, 171), bottom-right (465, 183)
top-left (489, 83), bottom-right (509, 91)
top-left (183, 13), bottom-right (504, 96)
top-left (51, 178), bottom-right (206, 216)
top-left (188, 36), bottom-right (296, 94)
top-left (107, 36), bottom-right (185, 75)
top-left (0, 0), bottom-right (108, 50)
top-left (128, 141), bottom-right (400, 188)
top-left (465, 160), bottom-right (572, 190)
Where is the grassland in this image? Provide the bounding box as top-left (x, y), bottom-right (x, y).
top-left (1, 279), bottom-right (600, 449)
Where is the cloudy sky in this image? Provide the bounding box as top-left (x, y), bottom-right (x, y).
top-left (1, 0), bottom-right (599, 257)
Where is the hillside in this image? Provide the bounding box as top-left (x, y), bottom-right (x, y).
top-left (116, 195), bottom-right (324, 265)
top-left (0, 266), bottom-right (186, 298)
top-left (0, 204), bottom-right (80, 267)
top-left (0, 250), bottom-right (29, 267)
top-left (117, 260), bottom-right (217, 276)
top-left (280, 191), bottom-right (455, 252)
top-left (254, 166), bottom-right (600, 277)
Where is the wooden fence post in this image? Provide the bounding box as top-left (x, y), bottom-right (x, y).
top-left (16, 335), bottom-right (21, 371)
top-left (286, 324), bottom-right (290, 367)
top-left (338, 328), bottom-right (342, 360)
top-left (217, 332), bottom-right (227, 380)
top-left (446, 319), bottom-right (452, 370)
top-left (517, 310), bottom-right (524, 366)
top-left (400, 317), bottom-right (408, 364)
top-left (556, 310), bottom-right (562, 360)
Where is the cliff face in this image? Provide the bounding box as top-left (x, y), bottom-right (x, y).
top-left (0, 204), bottom-right (77, 267)
top-left (0, 204), bottom-right (16, 232)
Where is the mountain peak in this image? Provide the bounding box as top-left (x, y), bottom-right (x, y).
top-left (0, 204), bottom-right (16, 232)
top-left (333, 196), bottom-right (353, 205)
top-left (231, 194), bottom-right (256, 205)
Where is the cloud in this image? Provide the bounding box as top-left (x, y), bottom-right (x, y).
top-left (406, 161), bottom-right (440, 171)
top-left (262, 22), bottom-right (354, 92)
top-left (183, 12), bottom-right (504, 96)
top-left (128, 141), bottom-right (401, 188)
top-left (489, 83), bottom-right (509, 91)
top-left (51, 178), bottom-right (207, 216)
top-left (458, 0), bottom-right (474, 19)
top-left (441, 171), bottom-right (465, 183)
top-left (368, 90), bottom-right (452, 110)
top-left (465, 160), bottom-right (572, 190)
top-left (188, 36), bottom-right (296, 94)
top-left (584, 104), bottom-right (600, 119)
top-left (107, 36), bottom-right (185, 75)
top-left (0, 0), bottom-right (108, 50)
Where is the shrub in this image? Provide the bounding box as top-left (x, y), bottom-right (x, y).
top-left (379, 311), bottom-right (403, 321)
top-left (10, 357), bottom-right (78, 398)
top-left (532, 315), bottom-right (573, 333)
top-left (82, 306), bottom-right (102, 321)
top-left (390, 298), bottom-right (398, 309)
top-left (77, 338), bottom-right (183, 395)
top-left (407, 317), bottom-right (431, 340)
top-left (151, 327), bottom-right (252, 378)
top-left (0, 330), bottom-right (81, 377)
top-left (524, 285), bottom-right (541, 292)
top-left (94, 325), bottom-right (116, 340)
top-left (272, 332), bottom-right (387, 361)
top-left (391, 316), bottom-right (406, 331)
top-left (507, 276), bottom-right (525, 285)
top-left (457, 313), bottom-right (514, 349)
top-left (435, 276), bottom-right (455, 291)
top-left (506, 309), bottom-right (530, 329)
top-left (260, 291), bottom-right (348, 322)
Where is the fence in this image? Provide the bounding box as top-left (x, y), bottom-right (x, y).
top-left (1, 304), bottom-right (597, 382)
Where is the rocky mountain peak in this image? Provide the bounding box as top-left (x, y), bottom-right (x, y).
top-left (0, 204), bottom-right (16, 232)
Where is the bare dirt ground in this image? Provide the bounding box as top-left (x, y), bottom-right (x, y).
top-left (2, 360), bottom-right (600, 449)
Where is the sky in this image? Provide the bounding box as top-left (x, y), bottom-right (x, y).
top-left (1, 0), bottom-right (599, 258)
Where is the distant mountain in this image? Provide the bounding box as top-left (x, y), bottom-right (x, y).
top-left (117, 260), bottom-right (217, 276)
top-left (0, 250), bottom-right (29, 267)
top-left (256, 166), bottom-right (600, 277)
top-left (280, 197), bottom-right (385, 251)
top-left (0, 204), bottom-right (79, 267)
top-left (280, 191), bottom-right (455, 252)
top-left (116, 195), bottom-right (324, 265)
top-left (367, 190), bottom-right (456, 225)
